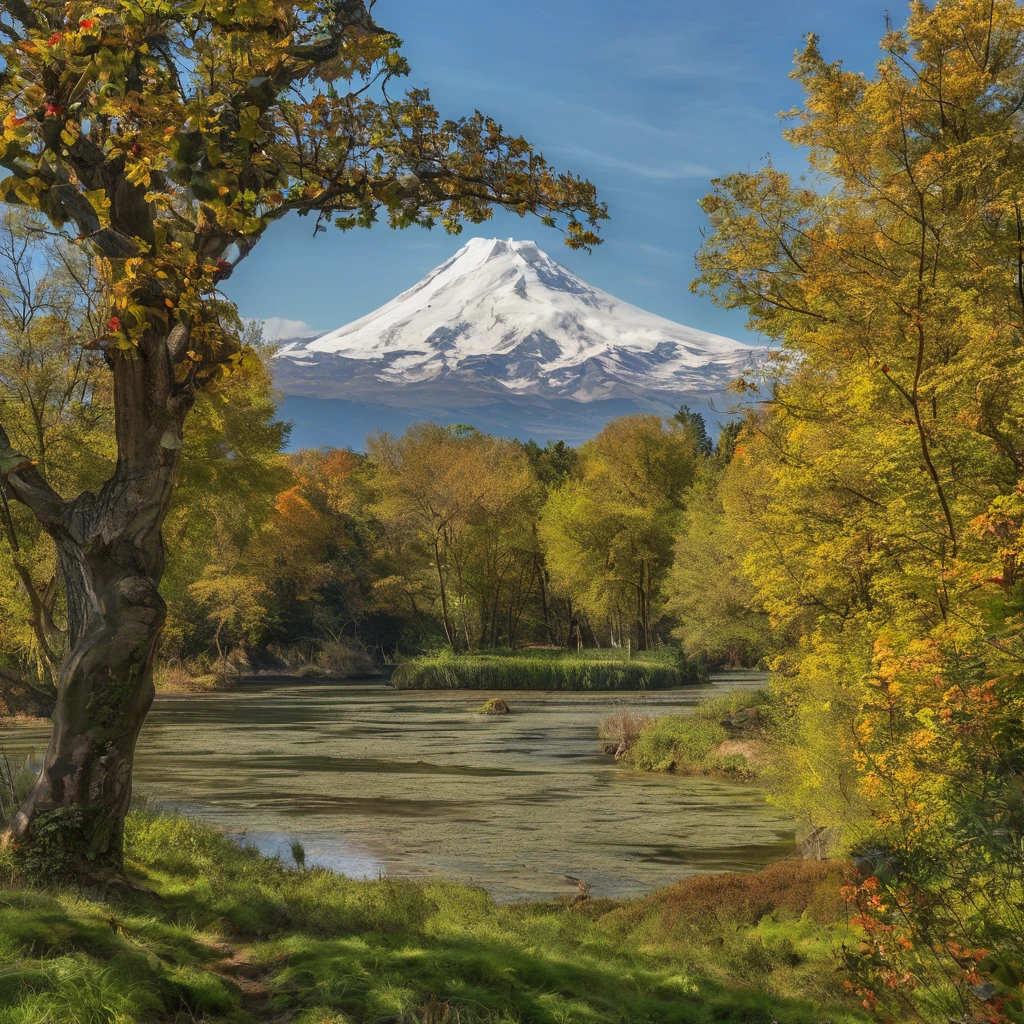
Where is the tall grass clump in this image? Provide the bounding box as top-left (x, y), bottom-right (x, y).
top-left (392, 647), bottom-right (704, 690)
top-left (598, 708), bottom-right (656, 752)
top-left (629, 689), bottom-right (772, 776)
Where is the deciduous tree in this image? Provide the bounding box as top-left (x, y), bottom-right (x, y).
top-left (693, 1), bottom-right (1024, 1015)
top-left (0, 0), bottom-right (605, 878)
top-left (540, 415), bottom-right (698, 649)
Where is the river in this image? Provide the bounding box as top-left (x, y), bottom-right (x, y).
top-left (0, 673), bottom-right (795, 902)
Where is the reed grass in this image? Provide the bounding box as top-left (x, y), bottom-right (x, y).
top-left (598, 707), bottom-right (656, 743)
top-left (392, 647), bottom-right (703, 690)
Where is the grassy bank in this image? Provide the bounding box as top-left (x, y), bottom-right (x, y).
top-left (0, 811), bottom-right (870, 1024)
top-left (613, 689), bottom-right (772, 776)
top-left (392, 647), bottom-right (702, 690)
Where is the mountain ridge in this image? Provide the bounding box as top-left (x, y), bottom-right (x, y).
top-left (272, 237), bottom-right (758, 447)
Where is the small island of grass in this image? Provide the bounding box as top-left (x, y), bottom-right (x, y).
top-left (603, 690), bottom-right (772, 777)
top-left (392, 647), bottom-right (703, 691)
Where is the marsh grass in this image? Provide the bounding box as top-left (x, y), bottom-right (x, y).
top-left (154, 659), bottom-right (223, 693)
top-left (393, 647), bottom-right (703, 690)
top-left (630, 689), bottom-right (772, 776)
top-left (0, 811), bottom-right (870, 1024)
top-left (598, 707), bottom-right (656, 744)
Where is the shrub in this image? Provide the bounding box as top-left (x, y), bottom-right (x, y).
top-left (617, 858), bottom-right (848, 931)
top-left (630, 716), bottom-right (731, 773)
top-left (316, 639), bottom-right (377, 679)
top-left (154, 657), bottom-right (223, 693)
top-left (472, 697), bottom-right (511, 714)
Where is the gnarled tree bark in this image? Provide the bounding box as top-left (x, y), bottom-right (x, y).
top-left (0, 327), bottom-right (189, 880)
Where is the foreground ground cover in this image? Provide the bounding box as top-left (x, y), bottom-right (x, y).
top-left (0, 812), bottom-right (869, 1024)
top-left (392, 647), bottom-right (702, 690)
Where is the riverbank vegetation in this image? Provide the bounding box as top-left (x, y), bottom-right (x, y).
top-left (618, 690), bottom-right (770, 777)
top-left (0, 811), bottom-right (868, 1024)
top-left (392, 647), bottom-right (700, 690)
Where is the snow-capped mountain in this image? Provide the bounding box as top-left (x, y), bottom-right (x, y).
top-left (273, 238), bottom-right (758, 447)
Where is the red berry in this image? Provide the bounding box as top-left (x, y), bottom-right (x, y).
top-left (107, 316), bottom-right (121, 332)
top-left (79, 18), bottom-right (94, 29)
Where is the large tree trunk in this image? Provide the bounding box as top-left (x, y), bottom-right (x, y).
top-left (1, 327), bottom-right (188, 882)
top-left (8, 536), bottom-right (167, 879)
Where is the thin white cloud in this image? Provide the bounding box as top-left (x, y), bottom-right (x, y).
top-left (557, 144), bottom-right (715, 182)
top-left (610, 30), bottom-right (769, 85)
top-left (636, 243), bottom-right (685, 260)
top-left (259, 317), bottom-right (320, 340)
top-left (627, 274), bottom-right (665, 289)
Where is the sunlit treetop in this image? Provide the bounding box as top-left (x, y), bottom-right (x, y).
top-left (0, 0), bottom-right (607, 365)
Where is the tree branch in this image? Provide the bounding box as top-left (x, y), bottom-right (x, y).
top-left (0, 419), bottom-right (66, 527)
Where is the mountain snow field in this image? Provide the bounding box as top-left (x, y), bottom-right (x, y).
top-left (272, 237), bottom-right (761, 445)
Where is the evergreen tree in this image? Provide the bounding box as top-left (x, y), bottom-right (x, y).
top-left (672, 405), bottom-right (713, 457)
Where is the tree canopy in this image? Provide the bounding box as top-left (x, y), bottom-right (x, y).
top-left (693, 1), bottom-right (1024, 1016)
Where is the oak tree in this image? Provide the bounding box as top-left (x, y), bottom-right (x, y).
top-left (0, 0), bottom-right (606, 878)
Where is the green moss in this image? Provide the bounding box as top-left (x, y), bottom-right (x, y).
top-left (11, 804), bottom-right (123, 884)
top-left (87, 675), bottom-right (138, 733)
top-left (0, 811), bottom-right (873, 1024)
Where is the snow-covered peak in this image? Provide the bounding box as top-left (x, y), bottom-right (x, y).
top-left (274, 238), bottom-right (756, 406)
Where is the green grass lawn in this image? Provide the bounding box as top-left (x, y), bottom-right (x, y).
top-left (392, 647), bottom-right (703, 690)
top-left (0, 811), bottom-right (872, 1024)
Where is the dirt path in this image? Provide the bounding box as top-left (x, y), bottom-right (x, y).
top-left (198, 939), bottom-right (286, 1022)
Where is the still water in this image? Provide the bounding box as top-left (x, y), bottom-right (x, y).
top-left (0, 674), bottom-right (795, 902)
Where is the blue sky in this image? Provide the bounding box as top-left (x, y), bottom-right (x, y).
top-left (226, 0), bottom-right (891, 346)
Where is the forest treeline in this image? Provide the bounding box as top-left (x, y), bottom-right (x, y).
top-left (0, 214), bottom-right (755, 694)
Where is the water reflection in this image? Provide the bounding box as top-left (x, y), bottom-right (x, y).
top-left (0, 673), bottom-right (794, 902)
